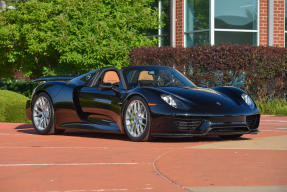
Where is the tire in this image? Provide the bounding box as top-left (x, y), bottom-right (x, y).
top-left (123, 96), bottom-right (151, 142)
top-left (32, 92), bottom-right (55, 135)
top-left (219, 134), bottom-right (243, 139)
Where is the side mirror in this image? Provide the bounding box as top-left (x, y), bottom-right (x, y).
top-left (99, 82), bottom-right (113, 90)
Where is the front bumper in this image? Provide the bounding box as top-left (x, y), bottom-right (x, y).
top-left (150, 114), bottom-right (260, 137)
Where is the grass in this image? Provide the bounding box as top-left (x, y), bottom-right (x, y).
top-left (256, 99), bottom-right (287, 116)
top-left (0, 90), bottom-right (31, 123)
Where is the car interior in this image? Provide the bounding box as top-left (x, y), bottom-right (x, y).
top-left (102, 71), bottom-right (120, 85)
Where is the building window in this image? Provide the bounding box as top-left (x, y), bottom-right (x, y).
top-left (185, 0), bottom-right (210, 46)
top-left (214, 0), bottom-right (258, 45)
top-left (184, 0), bottom-right (259, 47)
top-left (285, 0), bottom-right (287, 47)
top-left (148, 0), bottom-right (169, 47)
top-left (159, 0), bottom-right (169, 46)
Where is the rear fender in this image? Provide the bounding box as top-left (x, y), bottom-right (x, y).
top-left (32, 82), bottom-right (67, 103)
top-left (27, 82), bottom-right (67, 122)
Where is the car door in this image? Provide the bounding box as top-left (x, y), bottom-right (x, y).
top-left (78, 69), bottom-right (126, 132)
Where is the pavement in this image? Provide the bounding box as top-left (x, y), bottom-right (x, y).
top-left (0, 115), bottom-right (287, 192)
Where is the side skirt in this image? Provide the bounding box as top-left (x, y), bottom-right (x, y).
top-left (59, 120), bottom-right (121, 133)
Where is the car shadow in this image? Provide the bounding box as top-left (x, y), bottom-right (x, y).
top-left (15, 124), bottom-right (251, 143)
top-left (15, 124), bottom-right (36, 134)
top-left (63, 131), bottom-right (130, 141)
top-left (152, 136), bottom-right (250, 143)
top-left (15, 124), bottom-right (130, 141)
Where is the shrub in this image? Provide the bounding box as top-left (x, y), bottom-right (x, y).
top-left (0, 0), bottom-right (158, 78)
top-left (129, 44), bottom-right (287, 100)
top-left (256, 99), bottom-right (287, 116)
top-left (0, 78), bottom-right (37, 97)
top-left (0, 90), bottom-right (30, 123)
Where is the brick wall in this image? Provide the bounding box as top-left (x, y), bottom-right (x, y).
top-left (175, 0), bottom-right (184, 47)
top-left (273, 0), bottom-right (285, 47)
top-left (175, 0), bottom-right (285, 48)
top-left (260, 0), bottom-right (268, 46)
top-left (13, 69), bottom-right (29, 80)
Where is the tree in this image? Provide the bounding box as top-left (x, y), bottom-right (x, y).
top-left (0, 0), bottom-right (158, 78)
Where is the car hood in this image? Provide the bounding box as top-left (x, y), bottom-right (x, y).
top-left (158, 87), bottom-right (246, 114)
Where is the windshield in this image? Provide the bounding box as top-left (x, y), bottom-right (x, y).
top-left (122, 66), bottom-right (196, 89)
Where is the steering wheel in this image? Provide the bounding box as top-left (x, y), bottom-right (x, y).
top-left (164, 78), bottom-right (177, 87)
top-left (151, 81), bottom-right (159, 87)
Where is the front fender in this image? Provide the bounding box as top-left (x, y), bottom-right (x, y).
top-left (213, 86), bottom-right (258, 110)
top-left (213, 86), bottom-right (246, 101)
top-left (122, 88), bottom-right (175, 118)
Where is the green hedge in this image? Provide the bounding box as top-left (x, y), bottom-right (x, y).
top-left (0, 78), bottom-right (37, 97)
top-left (0, 90), bottom-right (30, 123)
top-left (129, 44), bottom-right (287, 100)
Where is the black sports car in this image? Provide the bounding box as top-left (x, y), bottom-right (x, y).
top-left (26, 65), bottom-right (260, 141)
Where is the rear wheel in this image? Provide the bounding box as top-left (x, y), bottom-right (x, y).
top-left (123, 96), bottom-right (151, 142)
top-left (219, 134), bottom-right (243, 139)
top-left (32, 92), bottom-right (55, 135)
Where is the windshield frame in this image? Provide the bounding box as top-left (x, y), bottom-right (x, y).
top-left (121, 65), bottom-right (196, 90)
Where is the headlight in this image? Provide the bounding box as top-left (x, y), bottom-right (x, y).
top-left (241, 93), bottom-right (254, 107)
top-left (161, 95), bottom-right (181, 108)
top-left (161, 95), bottom-right (177, 108)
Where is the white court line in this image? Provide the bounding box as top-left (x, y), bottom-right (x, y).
top-left (0, 146), bottom-right (108, 149)
top-left (49, 189), bottom-right (128, 192)
top-left (48, 187), bottom-right (154, 192)
top-left (261, 120), bottom-right (287, 123)
top-left (0, 133), bottom-right (10, 135)
top-left (0, 162), bottom-right (138, 167)
top-left (153, 150), bottom-right (185, 190)
top-left (260, 130), bottom-right (287, 132)
top-left (65, 189), bottom-right (128, 192)
top-left (276, 128), bottom-right (287, 130)
top-left (0, 133), bottom-right (24, 135)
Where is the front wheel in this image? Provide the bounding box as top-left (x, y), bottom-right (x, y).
top-left (32, 92), bottom-right (55, 135)
top-left (123, 96), bottom-right (151, 142)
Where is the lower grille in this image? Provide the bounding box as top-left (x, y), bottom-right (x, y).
top-left (175, 118), bottom-right (202, 132)
top-left (209, 127), bottom-right (249, 133)
top-left (246, 115), bottom-right (259, 130)
top-left (209, 123), bottom-right (249, 134)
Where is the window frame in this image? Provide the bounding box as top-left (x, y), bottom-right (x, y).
top-left (91, 68), bottom-right (127, 90)
top-left (184, 0), bottom-right (260, 47)
top-left (147, 0), bottom-right (169, 47)
top-left (184, 0), bottom-right (210, 47)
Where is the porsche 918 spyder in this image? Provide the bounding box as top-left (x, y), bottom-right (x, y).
top-left (26, 65), bottom-right (260, 141)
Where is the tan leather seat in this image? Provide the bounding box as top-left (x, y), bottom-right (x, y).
top-left (138, 71), bottom-right (154, 81)
top-left (103, 71), bottom-right (120, 84)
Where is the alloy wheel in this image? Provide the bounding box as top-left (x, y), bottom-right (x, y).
top-left (125, 100), bottom-right (148, 137)
top-left (33, 96), bottom-right (51, 131)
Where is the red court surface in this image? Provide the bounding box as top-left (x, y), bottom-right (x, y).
top-left (0, 115), bottom-right (287, 192)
